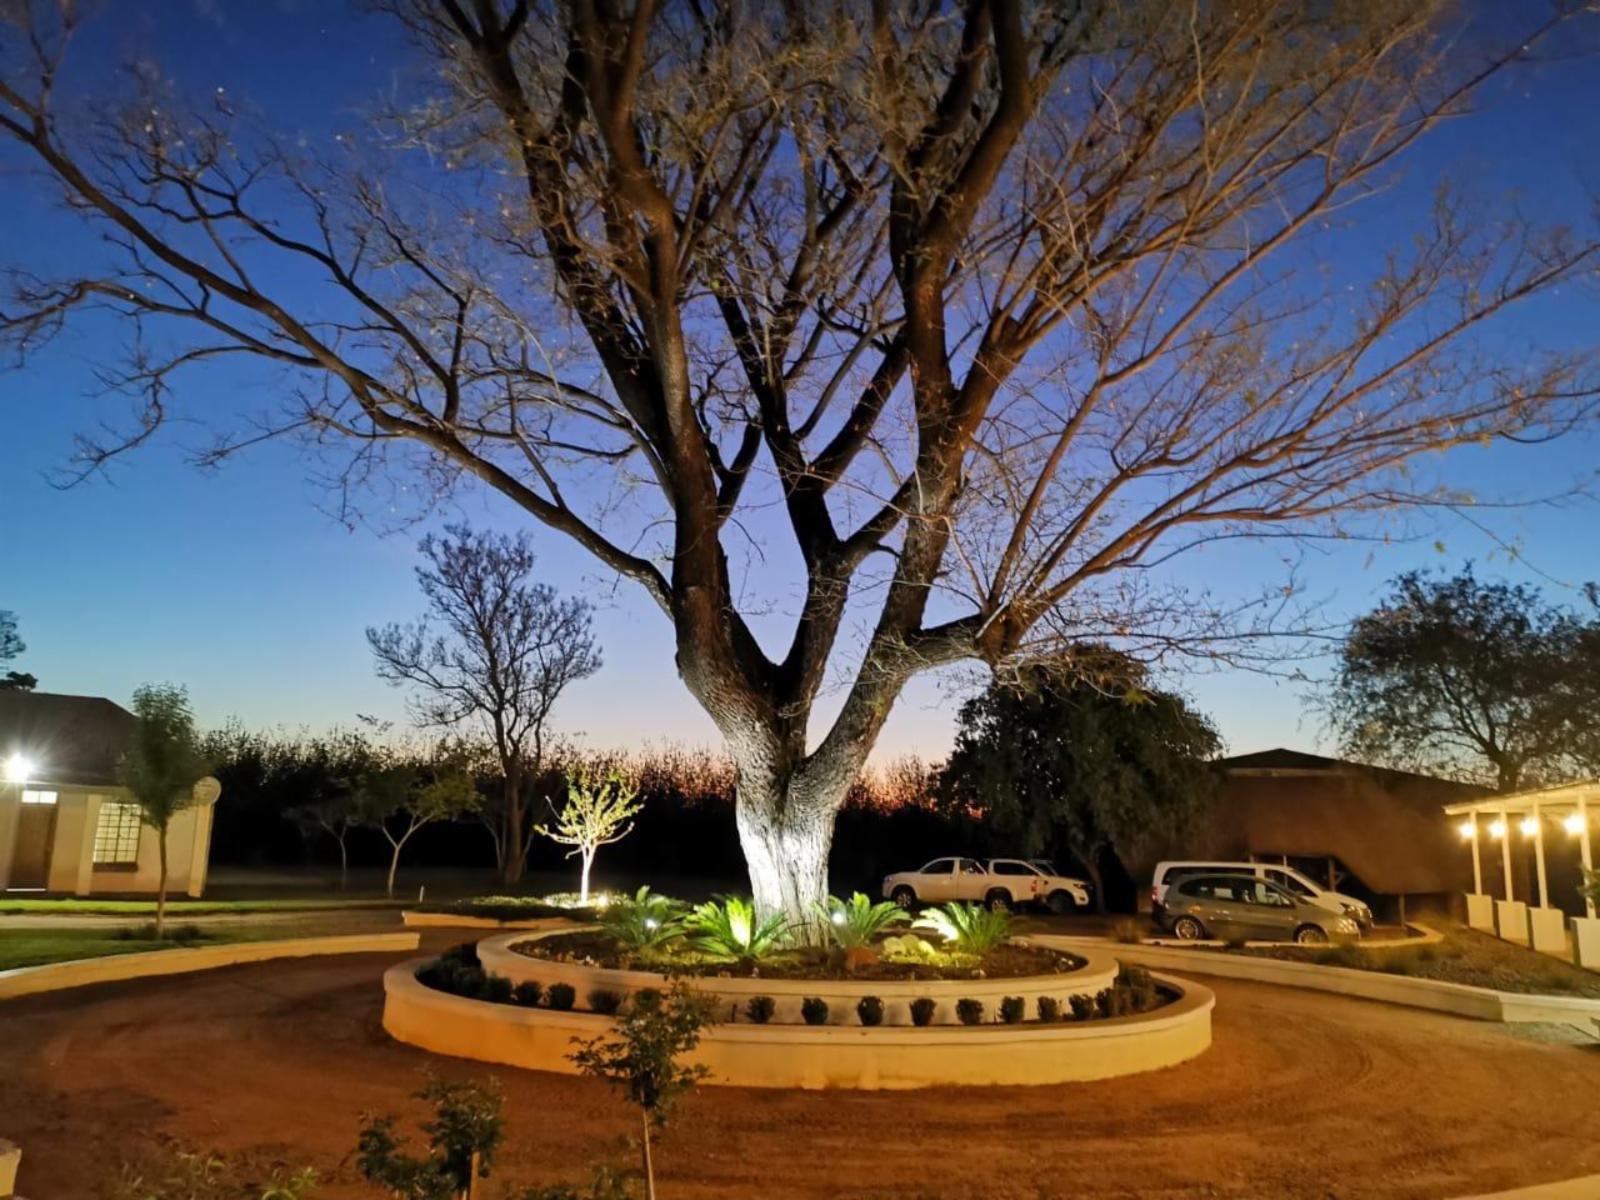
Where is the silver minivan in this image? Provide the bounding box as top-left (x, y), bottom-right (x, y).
top-left (1157, 874), bottom-right (1362, 944)
top-left (1150, 859), bottom-right (1373, 931)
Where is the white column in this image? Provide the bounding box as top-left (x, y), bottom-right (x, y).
top-left (1501, 807), bottom-right (1514, 902)
top-left (1533, 801), bottom-right (1549, 909)
top-left (1471, 815), bottom-right (1483, 894)
top-left (1581, 795), bottom-right (1595, 920)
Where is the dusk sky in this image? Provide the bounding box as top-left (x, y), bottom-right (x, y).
top-left (3, 1), bottom-right (1598, 764)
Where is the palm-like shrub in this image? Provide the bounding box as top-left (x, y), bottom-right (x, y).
top-left (600, 886), bottom-right (684, 952)
top-left (913, 902), bottom-right (1015, 955)
top-left (813, 892), bottom-right (909, 950)
top-left (684, 896), bottom-right (790, 962)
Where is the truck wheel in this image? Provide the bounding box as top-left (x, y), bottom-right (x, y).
top-left (985, 889), bottom-right (1014, 913)
top-left (1046, 890), bottom-right (1074, 915)
top-left (891, 886), bottom-right (917, 909)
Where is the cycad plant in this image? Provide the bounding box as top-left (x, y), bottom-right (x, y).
top-left (913, 902), bottom-right (1015, 956)
top-left (684, 896), bottom-right (789, 962)
top-left (814, 892), bottom-right (909, 950)
top-left (600, 886), bottom-right (685, 953)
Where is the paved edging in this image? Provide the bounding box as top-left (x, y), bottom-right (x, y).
top-left (1032, 933), bottom-right (1600, 1025)
top-left (383, 956), bottom-right (1214, 1089)
top-left (1139, 922), bottom-right (1444, 950)
top-left (0, 932), bottom-right (421, 1001)
top-left (1454, 1174), bottom-right (1600, 1199)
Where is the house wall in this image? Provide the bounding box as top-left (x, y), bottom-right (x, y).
top-left (0, 781), bottom-right (216, 897)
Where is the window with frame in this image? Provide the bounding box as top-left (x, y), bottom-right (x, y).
top-left (20, 789), bottom-right (57, 805)
top-left (93, 801), bottom-right (143, 866)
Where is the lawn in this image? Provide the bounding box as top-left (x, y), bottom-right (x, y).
top-left (0, 923), bottom-right (294, 972)
top-left (0, 896), bottom-right (401, 917)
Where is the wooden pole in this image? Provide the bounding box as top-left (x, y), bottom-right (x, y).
top-left (1471, 815), bottom-right (1483, 895)
top-left (1532, 801), bottom-right (1550, 910)
top-left (1500, 807), bottom-right (1514, 903)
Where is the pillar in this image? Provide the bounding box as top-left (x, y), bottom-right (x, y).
top-left (1500, 807), bottom-right (1514, 902)
top-left (1581, 795), bottom-right (1595, 920)
top-left (1533, 801), bottom-right (1549, 909)
top-left (1470, 814), bottom-right (1483, 894)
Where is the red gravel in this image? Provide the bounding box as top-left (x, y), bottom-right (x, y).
top-left (1, 939), bottom-right (1597, 1199)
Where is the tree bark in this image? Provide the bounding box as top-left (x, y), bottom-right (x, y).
top-left (734, 770), bottom-right (838, 930)
top-left (640, 1108), bottom-right (655, 1200)
top-left (500, 765), bottom-right (526, 885)
top-left (156, 828), bottom-right (169, 939)
top-left (336, 833), bottom-right (348, 891)
top-left (579, 847), bottom-right (594, 905)
top-left (386, 839), bottom-right (401, 898)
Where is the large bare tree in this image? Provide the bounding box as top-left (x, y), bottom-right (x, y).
top-left (3, 1), bottom-right (1599, 925)
top-left (369, 524), bottom-right (600, 883)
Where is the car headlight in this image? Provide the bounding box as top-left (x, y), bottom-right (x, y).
top-left (1334, 917), bottom-right (1359, 933)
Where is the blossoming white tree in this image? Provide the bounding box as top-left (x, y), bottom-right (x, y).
top-left (537, 767), bottom-right (643, 904)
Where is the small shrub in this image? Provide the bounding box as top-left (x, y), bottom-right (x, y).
top-left (1110, 918), bottom-right (1145, 945)
top-left (955, 998), bottom-right (985, 1026)
top-left (173, 923), bottom-right (207, 943)
top-left (800, 997), bottom-right (829, 1026)
top-left (1068, 994), bottom-right (1094, 1022)
top-left (914, 903), bottom-right (1014, 955)
top-left (814, 893), bottom-right (909, 950)
top-left (880, 934), bottom-right (942, 963)
top-left (547, 983), bottom-right (577, 1011)
top-left (587, 988), bottom-right (625, 1015)
top-left (856, 996), bottom-right (885, 1027)
top-left (909, 997), bottom-right (937, 1027)
top-left (599, 885), bottom-right (685, 953)
top-left (1036, 996), bottom-right (1061, 1023)
top-left (440, 942), bottom-right (481, 969)
top-left (512, 980), bottom-right (544, 1007)
top-left (482, 974), bottom-right (514, 1004)
top-left (685, 896), bottom-right (790, 963)
top-left (744, 995), bottom-right (776, 1024)
top-left (998, 996), bottom-right (1025, 1024)
top-left (1095, 988), bottom-right (1115, 1018)
top-left (454, 967), bottom-right (487, 998)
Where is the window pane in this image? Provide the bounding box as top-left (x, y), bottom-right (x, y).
top-left (20, 789), bottom-right (56, 805)
top-left (93, 801), bottom-right (143, 865)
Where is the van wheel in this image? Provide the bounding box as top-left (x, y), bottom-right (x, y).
top-left (1294, 924), bottom-right (1329, 945)
top-left (1171, 916), bottom-right (1206, 941)
top-left (891, 886), bottom-right (916, 909)
top-left (1046, 890), bottom-right (1074, 915)
top-left (985, 890), bottom-right (1014, 913)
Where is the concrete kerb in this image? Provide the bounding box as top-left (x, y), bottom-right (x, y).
top-left (382, 956), bottom-right (1214, 1089)
top-left (400, 911), bottom-right (573, 931)
top-left (1032, 931), bottom-right (1600, 1026)
top-left (0, 932), bottom-right (422, 1001)
top-left (475, 927), bottom-right (1123, 1027)
top-left (1138, 922), bottom-right (1445, 951)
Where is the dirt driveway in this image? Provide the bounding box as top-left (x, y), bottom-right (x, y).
top-left (1, 944), bottom-right (1596, 1199)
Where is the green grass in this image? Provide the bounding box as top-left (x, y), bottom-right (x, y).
top-left (0, 896), bottom-right (401, 916)
top-left (0, 924), bottom-right (291, 971)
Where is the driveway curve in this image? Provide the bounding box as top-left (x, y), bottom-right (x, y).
top-left (1, 944), bottom-right (1596, 1199)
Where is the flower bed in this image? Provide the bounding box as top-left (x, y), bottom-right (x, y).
top-left (384, 952), bottom-right (1214, 1089)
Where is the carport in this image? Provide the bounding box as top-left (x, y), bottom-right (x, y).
top-left (1444, 780), bottom-right (1600, 967)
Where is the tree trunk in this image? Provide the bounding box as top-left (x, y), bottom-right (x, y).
top-left (579, 847), bottom-right (594, 904)
top-left (336, 833), bottom-right (348, 890)
top-left (501, 767), bottom-right (526, 885)
top-left (734, 773), bottom-right (837, 933)
top-left (386, 841), bottom-right (401, 898)
top-left (640, 1108), bottom-right (655, 1200)
top-left (156, 829), bottom-right (169, 939)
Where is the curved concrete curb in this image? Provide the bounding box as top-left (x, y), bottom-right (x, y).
top-left (476, 928), bottom-right (1121, 1027)
top-left (401, 911), bottom-right (572, 930)
top-left (0, 932), bottom-right (421, 1001)
top-left (1454, 1174), bottom-right (1600, 1199)
top-left (383, 957), bottom-right (1213, 1089)
top-left (1139, 922), bottom-right (1444, 950)
top-left (1032, 933), bottom-right (1600, 1025)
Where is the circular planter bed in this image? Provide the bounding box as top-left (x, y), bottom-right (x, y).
top-left (382, 955), bottom-right (1214, 1090)
top-left (476, 929), bottom-right (1121, 1027)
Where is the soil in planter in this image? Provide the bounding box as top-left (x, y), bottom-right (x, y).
top-left (511, 931), bottom-right (1086, 981)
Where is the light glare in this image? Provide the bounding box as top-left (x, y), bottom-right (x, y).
top-left (2, 753), bottom-right (31, 783)
top-left (1564, 813), bottom-right (1587, 836)
top-left (1519, 817), bottom-right (1540, 837)
top-left (1458, 820), bottom-right (1476, 841)
top-left (831, 911), bottom-right (846, 926)
top-left (1489, 820), bottom-right (1506, 839)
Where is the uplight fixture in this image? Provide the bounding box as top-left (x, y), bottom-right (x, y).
top-left (831, 910), bottom-right (847, 926)
top-left (644, 917), bottom-right (659, 931)
top-left (1488, 820), bottom-right (1507, 839)
top-left (1519, 817), bottom-right (1540, 837)
top-left (2, 752), bottom-right (31, 784)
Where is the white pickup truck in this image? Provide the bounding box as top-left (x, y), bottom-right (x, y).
top-left (882, 857), bottom-right (1092, 913)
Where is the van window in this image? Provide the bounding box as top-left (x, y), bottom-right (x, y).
top-left (1265, 868), bottom-right (1315, 897)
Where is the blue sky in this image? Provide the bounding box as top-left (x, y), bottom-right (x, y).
top-left (3, 2), bottom-right (1598, 762)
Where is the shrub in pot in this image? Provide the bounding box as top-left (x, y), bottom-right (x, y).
top-left (482, 974), bottom-right (514, 1004)
top-left (512, 980), bottom-right (544, 1007)
top-left (588, 988), bottom-right (625, 1015)
top-left (909, 997), bottom-right (937, 1027)
top-left (999, 996), bottom-right (1025, 1024)
top-left (1036, 996), bottom-right (1061, 1023)
top-left (547, 983), bottom-right (577, 1011)
top-left (800, 997), bottom-right (829, 1026)
top-left (744, 995), bottom-right (776, 1024)
top-left (1068, 994), bottom-right (1094, 1022)
top-left (856, 996), bottom-right (885, 1027)
top-left (955, 998), bottom-right (984, 1026)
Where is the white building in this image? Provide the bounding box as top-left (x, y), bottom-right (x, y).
top-left (0, 691), bottom-right (218, 897)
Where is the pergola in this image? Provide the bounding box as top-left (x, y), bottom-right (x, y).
top-left (1443, 780), bottom-right (1600, 963)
